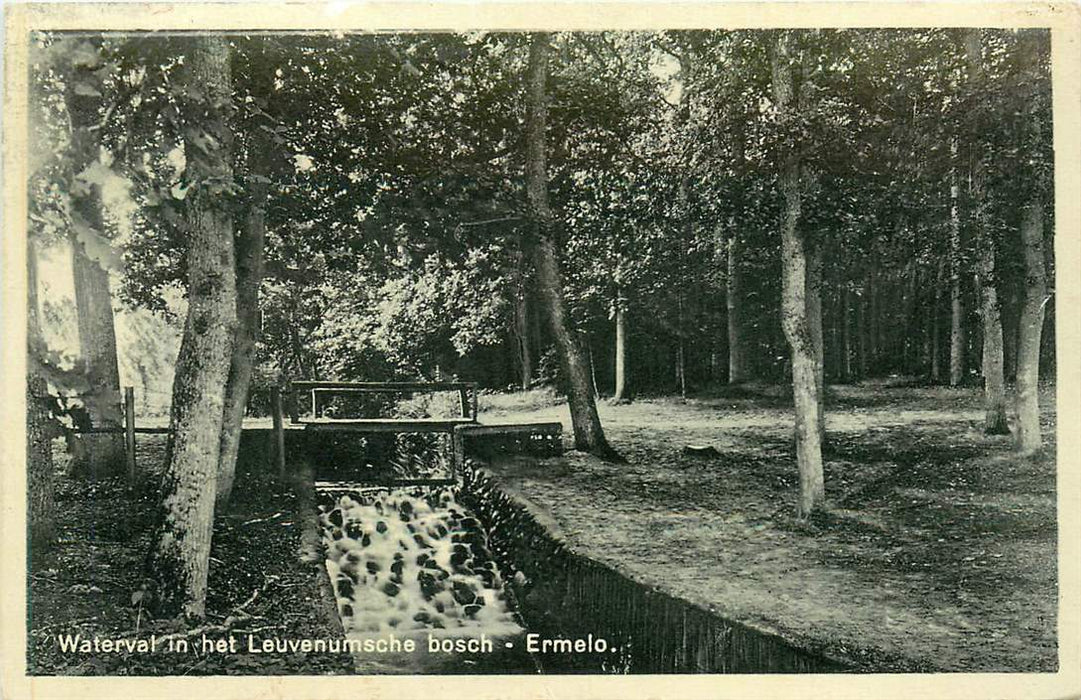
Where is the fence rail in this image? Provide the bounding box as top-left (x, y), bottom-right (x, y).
top-left (287, 380), bottom-right (479, 424)
top-left (46, 382), bottom-right (486, 484)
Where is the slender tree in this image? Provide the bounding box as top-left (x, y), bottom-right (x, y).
top-left (770, 30), bottom-right (825, 517)
top-left (513, 245), bottom-right (534, 391)
top-left (726, 234), bottom-right (747, 384)
top-left (965, 30), bottom-right (1009, 433)
top-left (1014, 31), bottom-right (1051, 454)
top-left (215, 143), bottom-right (269, 508)
top-left (147, 36), bottom-right (238, 619)
top-left (948, 138), bottom-right (966, 387)
top-left (524, 32), bottom-right (618, 460)
top-left (27, 241), bottom-right (56, 561)
top-left (613, 286), bottom-right (629, 401)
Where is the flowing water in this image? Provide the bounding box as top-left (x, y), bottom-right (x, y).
top-left (318, 486), bottom-right (539, 673)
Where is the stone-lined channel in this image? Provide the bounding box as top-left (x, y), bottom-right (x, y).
top-left (317, 486), bottom-right (539, 673)
top-left (312, 458), bottom-right (847, 674)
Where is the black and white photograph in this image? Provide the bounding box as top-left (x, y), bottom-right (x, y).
top-left (2, 2), bottom-right (1079, 698)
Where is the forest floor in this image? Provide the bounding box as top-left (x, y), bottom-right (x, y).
top-left (26, 436), bottom-right (353, 676)
top-left (478, 381), bottom-right (1059, 672)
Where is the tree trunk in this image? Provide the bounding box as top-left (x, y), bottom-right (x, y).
top-left (857, 280), bottom-right (868, 378)
top-left (975, 232), bottom-right (1009, 433)
top-left (771, 31), bottom-right (825, 518)
top-left (676, 294), bottom-right (687, 399)
top-left (966, 30), bottom-right (1009, 434)
top-left (514, 254), bottom-right (533, 391)
top-left (27, 242), bottom-right (56, 561)
top-left (727, 234), bottom-right (747, 384)
top-left (868, 265), bottom-right (879, 373)
top-left (1015, 208), bottom-right (1047, 452)
top-left (613, 288), bottom-right (628, 401)
top-left (931, 259), bottom-right (944, 383)
top-left (215, 166), bottom-right (268, 510)
top-left (806, 240), bottom-right (825, 443)
top-left (524, 32), bottom-right (617, 460)
top-left (902, 259), bottom-right (918, 374)
top-left (949, 141), bottom-right (966, 386)
top-left (65, 50), bottom-right (124, 478)
top-left (147, 36), bottom-right (238, 620)
top-left (588, 337), bottom-right (600, 399)
top-left (842, 286), bottom-right (852, 381)
top-left (1003, 289), bottom-right (1019, 382)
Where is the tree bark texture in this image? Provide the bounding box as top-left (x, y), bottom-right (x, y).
top-left (857, 281), bottom-right (868, 378)
top-left (949, 141), bottom-right (966, 386)
top-left (676, 294), bottom-right (687, 399)
top-left (1014, 207), bottom-right (1047, 452)
top-left (842, 286), bottom-right (852, 381)
top-left (966, 30), bottom-right (1009, 434)
top-left (64, 47), bottom-right (125, 477)
top-left (514, 249), bottom-right (533, 391)
top-left (931, 259), bottom-right (944, 383)
top-left (868, 265), bottom-right (880, 372)
top-left (771, 31), bottom-right (825, 518)
top-left (27, 242), bottom-right (56, 560)
top-left (524, 32), bottom-right (616, 459)
top-left (806, 240), bottom-right (825, 442)
top-left (216, 166), bottom-right (268, 509)
top-left (148, 36), bottom-right (238, 620)
top-left (1003, 290), bottom-right (1019, 382)
top-left (726, 234), bottom-right (747, 384)
top-left (614, 288), bottom-right (628, 401)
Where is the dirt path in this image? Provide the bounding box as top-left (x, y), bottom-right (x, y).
top-left (478, 385), bottom-right (1057, 672)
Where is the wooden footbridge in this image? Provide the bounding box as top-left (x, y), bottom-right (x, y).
top-left (274, 381), bottom-right (562, 487)
top-left (58, 381), bottom-right (562, 486)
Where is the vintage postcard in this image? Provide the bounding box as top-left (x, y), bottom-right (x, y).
top-left (2, 2), bottom-right (1079, 699)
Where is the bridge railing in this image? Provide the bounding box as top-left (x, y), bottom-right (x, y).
top-left (285, 381), bottom-right (479, 424)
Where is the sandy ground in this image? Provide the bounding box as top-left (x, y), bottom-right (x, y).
top-left (477, 384), bottom-right (1058, 672)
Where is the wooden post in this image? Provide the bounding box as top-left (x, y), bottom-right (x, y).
top-left (272, 387), bottom-right (286, 478)
top-left (458, 388), bottom-right (470, 419)
top-left (287, 380), bottom-right (299, 424)
top-left (471, 385), bottom-right (478, 421)
top-left (452, 427), bottom-right (464, 475)
top-left (124, 386), bottom-right (135, 483)
top-left (310, 388), bottom-right (318, 420)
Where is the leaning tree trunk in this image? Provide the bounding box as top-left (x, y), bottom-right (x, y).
top-left (727, 233), bottom-right (747, 384)
top-left (1015, 202), bottom-right (1047, 453)
top-left (613, 287), bottom-right (629, 401)
top-left (966, 30), bottom-right (1009, 434)
top-left (27, 242), bottom-right (56, 561)
top-left (215, 159), bottom-right (269, 510)
top-left (771, 31), bottom-right (825, 518)
top-left (147, 36), bottom-right (238, 620)
top-left (524, 32), bottom-right (617, 460)
top-left (64, 48), bottom-right (125, 478)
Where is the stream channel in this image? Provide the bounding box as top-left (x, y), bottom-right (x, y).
top-left (318, 485), bottom-right (542, 673)
top-left (309, 430), bottom-right (842, 675)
